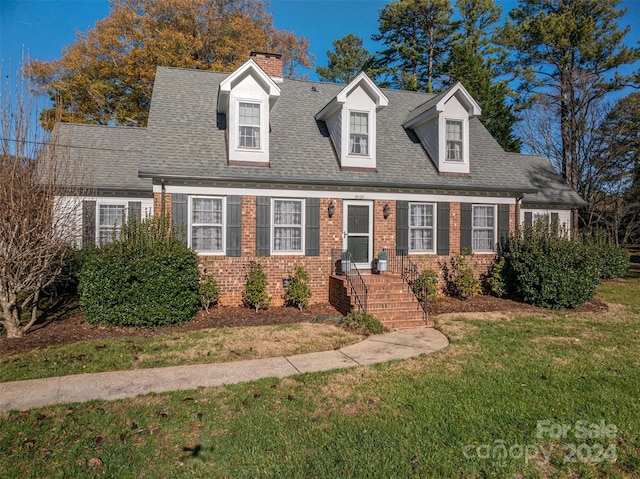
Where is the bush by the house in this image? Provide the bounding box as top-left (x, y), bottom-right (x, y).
top-left (502, 223), bottom-right (601, 309)
top-left (284, 265), bottom-right (312, 310)
top-left (78, 216), bottom-right (200, 328)
top-left (412, 269), bottom-right (439, 303)
top-left (242, 260), bottom-right (271, 311)
top-left (445, 252), bottom-right (481, 300)
top-left (483, 256), bottom-right (508, 298)
top-left (199, 274), bottom-right (221, 313)
top-left (341, 311), bottom-right (385, 336)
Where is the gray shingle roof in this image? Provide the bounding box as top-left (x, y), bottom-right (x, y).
top-left (70, 65), bottom-right (581, 206)
top-left (56, 123), bottom-right (151, 193)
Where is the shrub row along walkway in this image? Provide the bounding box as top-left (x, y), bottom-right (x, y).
top-left (0, 328), bottom-right (448, 412)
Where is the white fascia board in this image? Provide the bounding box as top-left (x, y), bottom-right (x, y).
top-left (156, 184), bottom-right (516, 204)
top-left (217, 59), bottom-right (281, 113)
top-left (336, 72), bottom-right (389, 108)
top-left (437, 82), bottom-right (481, 117)
top-left (316, 72), bottom-right (388, 121)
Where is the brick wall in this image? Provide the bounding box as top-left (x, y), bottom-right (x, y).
top-left (168, 194), bottom-right (513, 306)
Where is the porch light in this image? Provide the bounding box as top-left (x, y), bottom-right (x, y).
top-left (383, 203), bottom-right (391, 219)
top-left (328, 201), bottom-right (335, 218)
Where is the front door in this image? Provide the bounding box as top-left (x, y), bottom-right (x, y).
top-left (343, 200), bottom-right (373, 270)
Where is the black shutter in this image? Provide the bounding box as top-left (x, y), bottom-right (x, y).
top-left (305, 198), bottom-right (320, 256)
top-left (82, 200), bottom-right (96, 248)
top-left (256, 196), bottom-right (271, 256)
top-left (172, 194), bottom-right (188, 244)
top-left (498, 204), bottom-right (510, 250)
top-left (524, 211), bottom-right (533, 228)
top-left (437, 202), bottom-right (450, 255)
top-left (226, 195), bottom-right (242, 257)
top-left (128, 201), bottom-right (142, 222)
top-left (396, 201), bottom-right (408, 256)
top-left (460, 203), bottom-right (472, 252)
top-left (551, 212), bottom-right (559, 225)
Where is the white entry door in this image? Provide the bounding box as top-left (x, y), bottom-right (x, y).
top-left (343, 200), bottom-right (373, 270)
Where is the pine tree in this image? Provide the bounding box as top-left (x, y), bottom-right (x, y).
top-left (316, 34), bottom-right (374, 84)
top-left (372, 0), bottom-right (455, 92)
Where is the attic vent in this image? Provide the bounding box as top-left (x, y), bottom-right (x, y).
top-left (311, 86), bottom-right (318, 92)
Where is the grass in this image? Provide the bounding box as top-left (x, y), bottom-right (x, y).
top-left (0, 323), bottom-right (361, 383)
top-left (1, 278), bottom-right (639, 478)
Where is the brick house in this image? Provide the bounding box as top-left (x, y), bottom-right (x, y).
top-left (55, 52), bottom-right (583, 328)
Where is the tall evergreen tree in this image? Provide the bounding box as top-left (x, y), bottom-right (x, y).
top-left (316, 34), bottom-right (374, 84)
top-left (498, 0), bottom-right (639, 194)
top-left (447, 44), bottom-right (521, 152)
top-left (372, 0), bottom-right (455, 92)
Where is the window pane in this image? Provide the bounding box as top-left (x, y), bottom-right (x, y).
top-left (473, 206), bottom-right (494, 228)
top-left (274, 200), bottom-right (302, 226)
top-left (239, 102), bottom-right (260, 125)
top-left (472, 205), bottom-right (494, 251)
top-left (410, 204), bottom-right (433, 227)
top-left (473, 230), bottom-right (493, 251)
top-left (239, 102), bottom-right (260, 148)
top-left (410, 229), bottom-right (433, 251)
top-left (192, 198), bottom-right (222, 224)
top-left (192, 226), bottom-right (222, 251)
top-left (273, 199), bottom-right (303, 252)
top-left (446, 120), bottom-right (463, 161)
top-left (349, 112), bottom-right (369, 155)
top-left (98, 204), bottom-right (125, 245)
top-left (191, 198), bottom-right (223, 252)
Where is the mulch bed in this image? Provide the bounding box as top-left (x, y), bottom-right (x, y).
top-left (0, 294), bottom-right (609, 357)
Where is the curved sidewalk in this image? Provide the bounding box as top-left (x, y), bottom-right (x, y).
top-left (0, 327), bottom-right (448, 413)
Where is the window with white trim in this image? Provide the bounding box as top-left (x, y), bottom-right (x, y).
top-left (190, 197), bottom-right (224, 253)
top-left (272, 199), bottom-right (303, 253)
top-left (409, 203), bottom-right (435, 252)
top-left (98, 204), bottom-right (126, 246)
top-left (472, 205), bottom-right (495, 252)
top-left (349, 111), bottom-right (369, 155)
top-left (446, 119), bottom-right (463, 161)
top-left (239, 102), bottom-right (260, 149)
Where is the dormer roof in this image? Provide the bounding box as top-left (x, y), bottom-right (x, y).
top-left (217, 59), bottom-right (281, 114)
top-left (403, 82), bottom-right (481, 129)
top-left (315, 72), bottom-right (389, 121)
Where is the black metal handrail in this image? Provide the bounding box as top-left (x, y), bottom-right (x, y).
top-left (341, 250), bottom-right (368, 313)
top-left (388, 249), bottom-right (428, 320)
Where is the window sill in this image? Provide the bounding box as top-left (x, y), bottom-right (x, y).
top-left (196, 251), bottom-right (226, 256)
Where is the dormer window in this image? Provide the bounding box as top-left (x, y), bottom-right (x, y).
top-left (446, 120), bottom-right (463, 162)
top-left (349, 111), bottom-right (369, 155)
top-left (315, 72), bottom-right (388, 170)
top-left (239, 102), bottom-right (261, 149)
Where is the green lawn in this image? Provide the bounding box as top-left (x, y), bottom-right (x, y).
top-left (1, 278), bottom-right (639, 478)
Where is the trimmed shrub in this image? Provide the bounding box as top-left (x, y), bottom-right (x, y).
top-left (78, 216), bottom-right (200, 327)
top-left (242, 260), bottom-right (271, 311)
top-left (342, 311), bottom-right (385, 336)
top-left (199, 274), bottom-right (220, 313)
top-left (412, 269), bottom-right (439, 302)
top-left (483, 256), bottom-right (507, 298)
top-left (284, 265), bottom-right (312, 310)
top-left (503, 223), bottom-right (601, 309)
top-left (446, 252), bottom-right (481, 300)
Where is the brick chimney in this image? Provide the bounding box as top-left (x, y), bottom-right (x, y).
top-left (250, 52), bottom-right (283, 80)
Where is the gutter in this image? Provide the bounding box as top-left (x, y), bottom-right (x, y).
top-left (138, 171), bottom-right (539, 196)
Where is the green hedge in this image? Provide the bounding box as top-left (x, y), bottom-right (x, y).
top-left (503, 224), bottom-right (601, 309)
top-left (78, 217), bottom-right (200, 327)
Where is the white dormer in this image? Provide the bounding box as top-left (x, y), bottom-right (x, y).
top-left (403, 82), bottom-right (481, 175)
top-left (315, 72), bottom-right (389, 170)
top-left (217, 59), bottom-right (281, 165)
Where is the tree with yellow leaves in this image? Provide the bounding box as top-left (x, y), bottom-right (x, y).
top-left (28, 0), bottom-right (312, 130)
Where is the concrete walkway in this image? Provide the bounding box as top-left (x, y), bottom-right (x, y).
top-left (0, 328), bottom-right (448, 413)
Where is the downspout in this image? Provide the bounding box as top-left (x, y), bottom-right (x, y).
top-left (515, 195), bottom-right (522, 234)
top-left (160, 178), bottom-right (166, 222)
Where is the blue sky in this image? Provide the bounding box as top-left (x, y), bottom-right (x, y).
top-left (1, 0), bottom-right (639, 82)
